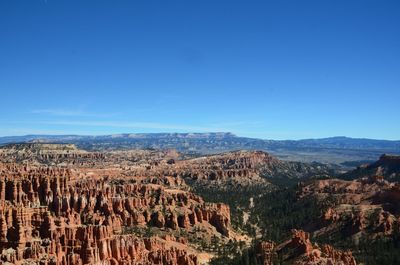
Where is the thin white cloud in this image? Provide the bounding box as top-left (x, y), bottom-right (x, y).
top-left (31, 109), bottom-right (85, 116)
top-left (5, 119), bottom-right (266, 136)
top-left (0, 128), bottom-right (74, 136)
top-left (34, 120), bottom-right (226, 132)
top-left (30, 109), bottom-right (122, 118)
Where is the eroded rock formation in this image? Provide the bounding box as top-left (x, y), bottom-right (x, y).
top-left (0, 162), bottom-right (231, 264)
top-left (253, 230), bottom-right (356, 265)
top-left (254, 230), bottom-right (357, 265)
top-left (299, 175), bottom-right (400, 241)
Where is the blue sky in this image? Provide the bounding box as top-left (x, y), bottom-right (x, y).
top-left (0, 0), bottom-right (399, 140)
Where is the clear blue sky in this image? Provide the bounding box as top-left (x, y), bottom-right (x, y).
top-left (1, 0), bottom-right (399, 140)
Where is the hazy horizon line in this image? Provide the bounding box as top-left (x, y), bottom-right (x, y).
top-left (0, 132), bottom-right (399, 142)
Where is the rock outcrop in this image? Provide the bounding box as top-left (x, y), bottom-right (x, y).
top-left (253, 230), bottom-right (356, 265)
top-left (274, 230), bottom-right (356, 265)
top-left (299, 175), bottom-right (400, 244)
top-left (0, 144), bottom-right (333, 189)
top-left (342, 154), bottom-right (400, 181)
top-left (0, 162), bottom-right (232, 264)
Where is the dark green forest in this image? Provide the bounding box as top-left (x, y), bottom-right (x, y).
top-left (193, 178), bottom-right (400, 265)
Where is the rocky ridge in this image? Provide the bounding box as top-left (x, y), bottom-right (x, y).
top-left (299, 175), bottom-right (400, 238)
top-left (0, 144), bottom-right (333, 184)
top-left (342, 154), bottom-right (400, 181)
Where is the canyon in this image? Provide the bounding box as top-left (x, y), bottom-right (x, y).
top-left (0, 143), bottom-right (399, 264)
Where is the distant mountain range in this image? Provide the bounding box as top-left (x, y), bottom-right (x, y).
top-left (0, 133), bottom-right (399, 165)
